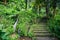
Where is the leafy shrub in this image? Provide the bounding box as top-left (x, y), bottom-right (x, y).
top-left (17, 10), bottom-right (36, 37)
top-left (0, 15), bottom-right (18, 40)
top-left (48, 14), bottom-right (60, 39)
top-left (0, 30), bottom-right (9, 40)
top-left (0, 15), bottom-right (15, 35)
top-left (0, 0), bottom-right (36, 39)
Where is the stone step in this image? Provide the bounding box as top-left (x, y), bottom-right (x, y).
top-left (33, 25), bottom-right (47, 27)
top-left (33, 27), bottom-right (48, 30)
top-left (33, 30), bottom-right (50, 33)
top-left (32, 25), bottom-right (46, 28)
top-left (32, 24), bottom-right (46, 27)
top-left (33, 26), bottom-right (48, 29)
top-left (33, 28), bottom-right (48, 31)
top-left (34, 32), bottom-right (51, 37)
top-left (33, 37), bottom-right (56, 40)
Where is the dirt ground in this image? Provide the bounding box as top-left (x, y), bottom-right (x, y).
top-left (18, 37), bottom-right (32, 40)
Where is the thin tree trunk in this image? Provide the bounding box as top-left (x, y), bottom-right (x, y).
top-left (37, 5), bottom-right (40, 16)
top-left (25, 0), bottom-right (27, 9)
top-left (53, 0), bottom-right (56, 18)
top-left (3, 0), bottom-right (7, 4)
top-left (45, 0), bottom-right (50, 18)
top-left (27, 0), bottom-right (30, 9)
top-left (25, 0), bottom-right (30, 9)
top-left (27, 25), bottom-right (30, 36)
top-left (53, 9), bottom-right (56, 18)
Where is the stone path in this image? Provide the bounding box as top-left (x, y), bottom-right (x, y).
top-left (32, 22), bottom-right (56, 40)
top-left (34, 37), bottom-right (56, 40)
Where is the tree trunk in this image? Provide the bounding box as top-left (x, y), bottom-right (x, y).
top-left (25, 0), bottom-right (27, 9)
top-left (53, 8), bottom-right (56, 18)
top-left (25, 0), bottom-right (30, 9)
top-left (37, 5), bottom-right (40, 16)
top-left (45, 0), bottom-right (50, 18)
top-left (27, 0), bottom-right (30, 9)
top-left (53, 0), bottom-right (56, 18)
top-left (3, 0), bottom-right (7, 4)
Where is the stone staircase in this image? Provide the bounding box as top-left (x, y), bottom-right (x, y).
top-left (32, 22), bottom-right (51, 37)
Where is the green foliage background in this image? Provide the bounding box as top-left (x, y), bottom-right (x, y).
top-left (0, 0), bottom-right (60, 40)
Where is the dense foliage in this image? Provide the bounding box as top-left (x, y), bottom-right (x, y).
top-left (0, 0), bottom-right (60, 40)
top-left (48, 14), bottom-right (60, 39)
top-left (0, 0), bottom-right (36, 39)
